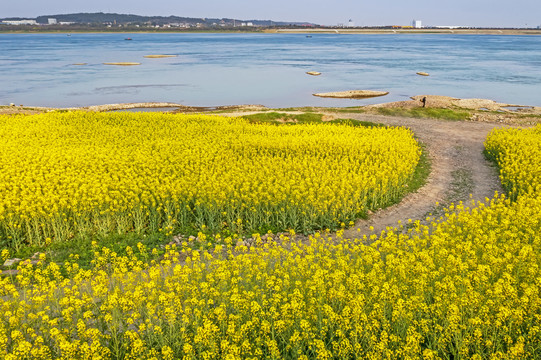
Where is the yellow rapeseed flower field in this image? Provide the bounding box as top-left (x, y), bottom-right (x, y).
top-left (485, 124), bottom-right (541, 199)
top-left (0, 119), bottom-right (539, 359)
top-left (1, 196), bottom-right (540, 359)
top-left (0, 112), bottom-right (420, 248)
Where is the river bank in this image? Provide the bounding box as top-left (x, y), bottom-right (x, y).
top-left (2, 95), bottom-right (541, 126)
top-left (2, 28), bottom-right (541, 35)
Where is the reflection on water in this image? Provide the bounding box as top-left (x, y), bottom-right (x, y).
top-left (0, 33), bottom-right (540, 107)
top-left (94, 84), bottom-right (190, 95)
top-left (502, 106), bottom-right (535, 112)
top-left (95, 84), bottom-right (190, 91)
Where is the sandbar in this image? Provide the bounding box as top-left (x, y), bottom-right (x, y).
top-left (313, 90), bottom-right (389, 99)
top-left (103, 62), bottom-right (141, 66)
top-left (144, 55), bottom-right (178, 58)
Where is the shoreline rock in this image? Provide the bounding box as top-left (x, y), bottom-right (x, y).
top-left (2, 97), bottom-right (540, 122)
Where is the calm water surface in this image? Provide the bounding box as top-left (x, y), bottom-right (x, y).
top-left (1, 33), bottom-right (540, 107)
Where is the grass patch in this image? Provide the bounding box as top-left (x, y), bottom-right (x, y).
top-left (325, 107), bottom-right (367, 114)
top-left (327, 118), bottom-right (386, 128)
top-left (447, 167), bottom-right (475, 203)
top-left (5, 231), bottom-right (170, 271)
top-left (375, 107), bottom-right (472, 121)
top-left (49, 232), bottom-right (167, 268)
top-left (408, 141), bottom-right (431, 195)
top-left (516, 113), bottom-right (541, 120)
top-left (241, 112), bottom-right (324, 124)
top-left (273, 106), bottom-right (319, 112)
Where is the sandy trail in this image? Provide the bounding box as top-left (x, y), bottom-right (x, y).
top-left (329, 113), bottom-right (507, 239)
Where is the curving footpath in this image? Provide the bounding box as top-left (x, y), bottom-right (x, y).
top-left (333, 113), bottom-right (508, 239)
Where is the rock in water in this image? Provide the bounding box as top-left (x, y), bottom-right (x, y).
top-left (144, 55), bottom-right (178, 58)
top-left (103, 62), bottom-right (141, 66)
top-left (313, 90), bottom-right (389, 99)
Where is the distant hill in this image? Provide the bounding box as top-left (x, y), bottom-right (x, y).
top-left (1, 12), bottom-right (316, 27)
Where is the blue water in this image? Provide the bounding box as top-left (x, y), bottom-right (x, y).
top-left (1, 33), bottom-right (540, 108)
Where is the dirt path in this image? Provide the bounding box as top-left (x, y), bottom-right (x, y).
top-left (331, 113), bottom-right (507, 239)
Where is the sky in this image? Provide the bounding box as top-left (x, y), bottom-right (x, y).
top-left (3, 0), bottom-right (541, 28)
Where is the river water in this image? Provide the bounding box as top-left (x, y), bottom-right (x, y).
top-left (1, 33), bottom-right (540, 107)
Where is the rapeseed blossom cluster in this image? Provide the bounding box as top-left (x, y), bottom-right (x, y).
top-left (485, 124), bottom-right (541, 199)
top-left (1, 193), bottom-right (540, 359)
top-left (0, 118), bottom-right (539, 359)
top-left (0, 112), bottom-right (420, 248)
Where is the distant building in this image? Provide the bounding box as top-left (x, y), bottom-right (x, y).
top-left (2, 19), bottom-right (38, 25)
top-left (434, 25), bottom-right (466, 29)
top-left (48, 18), bottom-right (57, 25)
top-left (348, 19), bottom-right (355, 27)
top-left (412, 20), bottom-right (422, 28)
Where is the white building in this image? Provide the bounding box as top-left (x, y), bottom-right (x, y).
top-left (435, 25), bottom-right (466, 29)
top-left (48, 18), bottom-right (57, 25)
top-left (412, 20), bottom-right (422, 28)
top-left (2, 19), bottom-right (38, 25)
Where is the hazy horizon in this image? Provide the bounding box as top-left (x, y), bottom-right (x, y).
top-left (3, 0), bottom-right (541, 28)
